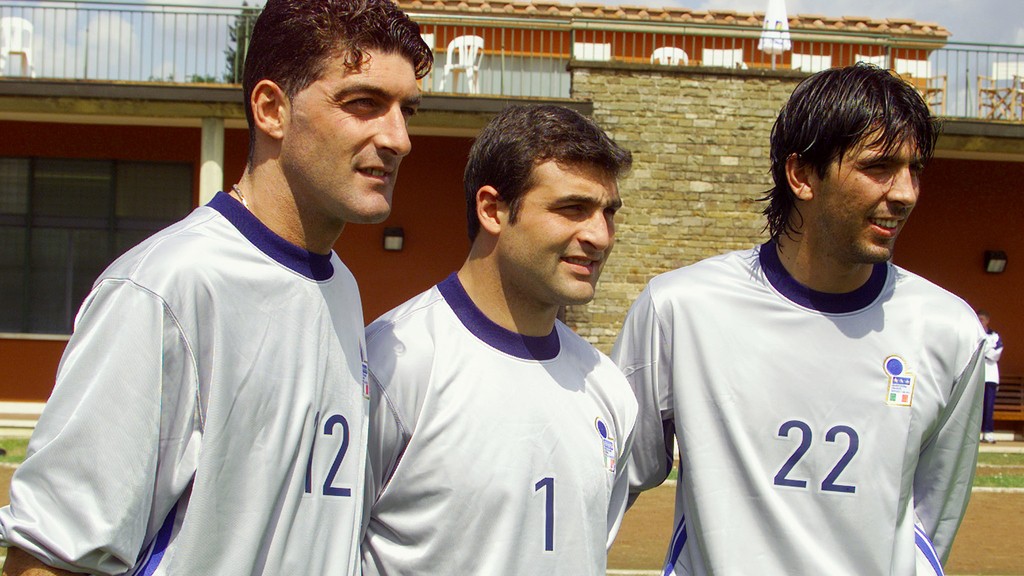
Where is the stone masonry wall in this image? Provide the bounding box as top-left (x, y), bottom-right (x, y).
top-left (566, 67), bottom-right (802, 352)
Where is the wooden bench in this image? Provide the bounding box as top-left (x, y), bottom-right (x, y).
top-left (994, 375), bottom-right (1024, 422)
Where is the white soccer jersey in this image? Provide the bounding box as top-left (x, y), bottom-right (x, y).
top-left (0, 192), bottom-right (369, 575)
top-left (613, 242), bottom-right (985, 576)
top-left (362, 274), bottom-right (638, 576)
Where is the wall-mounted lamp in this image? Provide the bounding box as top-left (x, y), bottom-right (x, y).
top-left (984, 250), bottom-right (1007, 274)
top-left (383, 227), bottom-right (405, 252)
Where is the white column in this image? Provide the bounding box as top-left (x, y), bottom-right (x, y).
top-left (199, 117), bottom-right (225, 205)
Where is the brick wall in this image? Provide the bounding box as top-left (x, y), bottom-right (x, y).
top-left (567, 66), bottom-right (801, 352)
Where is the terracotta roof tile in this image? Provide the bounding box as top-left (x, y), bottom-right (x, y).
top-left (398, 0), bottom-right (951, 38)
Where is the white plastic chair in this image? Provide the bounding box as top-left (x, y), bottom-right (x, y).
top-left (440, 35), bottom-right (484, 94)
top-left (0, 17), bottom-right (35, 78)
top-left (650, 47), bottom-right (689, 66)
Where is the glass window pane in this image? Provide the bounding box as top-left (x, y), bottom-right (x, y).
top-left (116, 162), bottom-right (193, 220)
top-left (116, 229), bottom-right (155, 257)
top-left (28, 228), bottom-right (70, 333)
top-left (34, 159), bottom-right (113, 219)
top-left (28, 228), bottom-right (114, 334)
top-left (70, 229), bottom-right (111, 325)
top-left (10, 158), bottom-right (192, 335)
top-left (0, 226), bottom-right (27, 331)
top-left (0, 158), bottom-right (30, 215)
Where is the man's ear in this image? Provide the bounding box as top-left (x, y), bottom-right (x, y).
top-left (251, 79), bottom-right (289, 141)
top-left (785, 153), bottom-right (816, 202)
top-left (476, 185), bottom-right (507, 236)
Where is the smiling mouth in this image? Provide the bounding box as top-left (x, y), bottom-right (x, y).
top-left (564, 257), bottom-right (600, 273)
top-left (871, 218), bottom-right (899, 229)
top-left (360, 168), bottom-right (388, 178)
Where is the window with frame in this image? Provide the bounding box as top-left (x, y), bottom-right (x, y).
top-left (0, 158), bottom-right (193, 335)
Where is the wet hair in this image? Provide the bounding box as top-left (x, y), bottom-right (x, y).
top-left (762, 63), bottom-right (940, 240)
top-left (463, 105), bottom-right (633, 241)
top-left (243, 0), bottom-right (432, 163)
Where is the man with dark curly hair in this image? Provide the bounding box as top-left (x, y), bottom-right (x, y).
top-left (0, 1), bottom-right (431, 574)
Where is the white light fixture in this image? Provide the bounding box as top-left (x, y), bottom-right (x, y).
top-left (984, 250), bottom-right (1007, 274)
top-left (383, 227), bottom-right (405, 251)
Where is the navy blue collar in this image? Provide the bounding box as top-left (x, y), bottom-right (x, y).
top-left (208, 191), bottom-right (334, 281)
top-left (437, 273), bottom-right (561, 361)
top-left (760, 241), bottom-right (887, 314)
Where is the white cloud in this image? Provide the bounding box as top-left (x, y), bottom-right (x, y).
top-left (81, 13), bottom-right (141, 80)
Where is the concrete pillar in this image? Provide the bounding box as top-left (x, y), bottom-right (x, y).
top-left (199, 117), bottom-right (225, 205)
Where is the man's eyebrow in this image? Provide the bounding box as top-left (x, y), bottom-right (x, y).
top-left (331, 84), bottom-right (422, 108)
top-left (859, 150), bottom-right (924, 166)
top-left (557, 194), bottom-right (623, 210)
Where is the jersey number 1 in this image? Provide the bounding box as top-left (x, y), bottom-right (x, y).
top-left (535, 477), bottom-right (554, 551)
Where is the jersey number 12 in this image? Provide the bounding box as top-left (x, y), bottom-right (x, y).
top-left (304, 412), bottom-right (352, 497)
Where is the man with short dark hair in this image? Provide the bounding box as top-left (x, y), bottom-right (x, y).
top-left (363, 104), bottom-right (637, 575)
top-left (0, 1), bottom-right (431, 574)
top-left (614, 64), bottom-right (986, 575)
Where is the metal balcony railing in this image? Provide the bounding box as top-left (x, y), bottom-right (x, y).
top-left (2, 0), bottom-right (1023, 122)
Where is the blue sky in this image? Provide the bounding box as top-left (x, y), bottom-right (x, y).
top-left (592, 0), bottom-right (1024, 45)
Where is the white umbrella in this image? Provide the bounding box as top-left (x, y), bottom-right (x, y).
top-left (758, 0), bottom-right (792, 70)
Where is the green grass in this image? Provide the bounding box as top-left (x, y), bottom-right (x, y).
top-left (977, 452), bottom-right (1024, 467)
top-left (973, 473), bottom-right (1024, 488)
top-left (974, 451), bottom-right (1024, 487)
top-left (0, 437), bottom-right (29, 465)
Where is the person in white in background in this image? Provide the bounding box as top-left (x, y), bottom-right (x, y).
top-left (977, 309), bottom-right (1003, 444)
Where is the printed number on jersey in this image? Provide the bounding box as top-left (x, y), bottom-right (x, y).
top-left (304, 412), bottom-right (352, 497)
top-left (535, 477), bottom-right (555, 551)
top-left (773, 420), bottom-right (859, 494)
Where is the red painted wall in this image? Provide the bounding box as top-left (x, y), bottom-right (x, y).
top-left (0, 338), bottom-right (67, 401)
top-left (338, 135), bottom-right (474, 322)
top-left (894, 157), bottom-right (1024, 378)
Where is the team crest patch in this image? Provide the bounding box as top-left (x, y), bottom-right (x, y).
top-left (883, 355), bottom-right (915, 407)
top-left (595, 417), bottom-right (616, 473)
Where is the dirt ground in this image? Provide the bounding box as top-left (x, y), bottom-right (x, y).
top-left (0, 466), bottom-right (12, 508)
top-left (1, 466), bottom-right (1020, 574)
top-left (610, 482), bottom-right (1024, 575)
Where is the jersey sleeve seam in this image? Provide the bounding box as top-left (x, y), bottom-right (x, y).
top-left (96, 277), bottom-right (204, 433)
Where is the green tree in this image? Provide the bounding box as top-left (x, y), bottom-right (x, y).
top-left (225, 2), bottom-right (260, 84)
